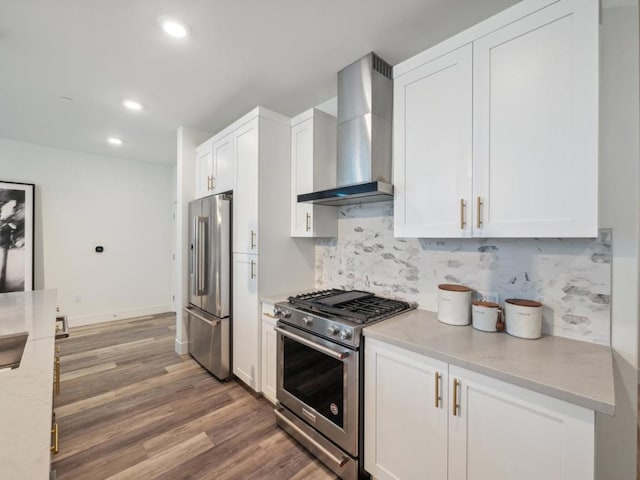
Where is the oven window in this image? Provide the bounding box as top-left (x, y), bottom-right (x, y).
top-left (283, 336), bottom-right (344, 428)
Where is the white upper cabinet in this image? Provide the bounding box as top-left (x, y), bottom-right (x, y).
top-left (195, 133), bottom-right (234, 198)
top-left (393, 0), bottom-right (599, 238)
top-left (195, 140), bottom-right (214, 199)
top-left (233, 118), bottom-right (260, 254)
top-left (473, 0), bottom-right (599, 237)
top-left (290, 108), bottom-right (337, 237)
top-left (212, 133), bottom-right (234, 194)
top-left (394, 45), bottom-right (473, 238)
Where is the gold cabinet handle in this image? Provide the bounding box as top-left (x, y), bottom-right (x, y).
top-left (250, 260), bottom-right (256, 279)
top-left (434, 372), bottom-right (442, 408)
top-left (453, 378), bottom-right (460, 416)
top-left (305, 213), bottom-right (311, 232)
top-left (51, 422), bottom-right (59, 454)
top-left (55, 355), bottom-right (61, 395)
top-left (460, 199), bottom-right (466, 229)
top-left (476, 196), bottom-right (483, 228)
top-left (263, 312), bottom-right (277, 319)
top-left (250, 230), bottom-right (256, 250)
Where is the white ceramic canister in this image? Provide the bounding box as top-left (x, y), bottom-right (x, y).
top-left (471, 301), bottom-right (502, 332)
top-left (504, 299), bottom-right (543, 339)
top-left (437, 284), bottom-right (472, 326)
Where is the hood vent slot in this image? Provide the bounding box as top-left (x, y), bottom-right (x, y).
top-left (372, 53), bottom-right (392, 79)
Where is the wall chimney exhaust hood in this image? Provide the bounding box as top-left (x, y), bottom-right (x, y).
top-left (298, 53), bottom-right (394, 206)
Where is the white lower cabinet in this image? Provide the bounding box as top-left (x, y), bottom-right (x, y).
top-left (260, 302), bottom-right (277, 404)
top-left (364, 339), bottom-right (595, 480)
top-left (232, 253), bottom-right (259, 390)
top-left (365, 339), bottom-right (448, 480)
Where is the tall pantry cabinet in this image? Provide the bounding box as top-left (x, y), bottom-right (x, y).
top-left (227, 108), bottom-right (315, 391)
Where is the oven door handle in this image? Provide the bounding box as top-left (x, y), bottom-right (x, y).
top-left (274, 408), bottom-right (348, 467)
top-left (274, 327), bottom-right (350, 360)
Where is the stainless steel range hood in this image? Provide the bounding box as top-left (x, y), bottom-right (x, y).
top-left (298, 53), bottom-right (393, 206)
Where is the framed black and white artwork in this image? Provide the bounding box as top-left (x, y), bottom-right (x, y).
top-left (0, 181), bottom-right (34, 293)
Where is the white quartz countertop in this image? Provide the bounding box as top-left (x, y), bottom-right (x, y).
top-left (0, 290), bottom-right (58, 479)
top-left (364, 308), bottom-right (615, 415)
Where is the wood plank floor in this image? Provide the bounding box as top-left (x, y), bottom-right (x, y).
top-left (52, 313), bottom-right (338, 480)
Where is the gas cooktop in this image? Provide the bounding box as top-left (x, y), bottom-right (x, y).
top-left (287, 289), bottom-right (415, 324)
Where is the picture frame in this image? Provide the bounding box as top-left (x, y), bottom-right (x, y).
top-left (0, 181), bottom-right (35, 293)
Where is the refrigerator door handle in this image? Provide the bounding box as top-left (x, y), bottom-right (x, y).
top-left (183, 306), bottom-right (220, 326)
top-left (197, 217), bottom-right (208, 295)
top-left (191, 216), bottom-right (198, 296)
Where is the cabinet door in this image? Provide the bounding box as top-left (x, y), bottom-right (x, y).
top-left (195, 142), bottom-right (214, 199)
top-left (473, 0), bottom-right (598, 237)
top-left (394, 44), bottom-right (473, 238)
top-left (448, 365), bottom-right (594, 480)
top-left (212, 133), bottom-right (234, 193)
top-left (364, 339), bottom-right (448, 480)
top-left (291, 118), bottom-right (314, 237)
top-left (232, 253), bottom-right (259, 390)
top-left (260, 305), bottom-right (277, 404)
top-left (233, 118), bottom-right (259, 254)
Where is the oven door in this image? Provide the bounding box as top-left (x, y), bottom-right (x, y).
top-left (276, 322), bottom-right (358, 456)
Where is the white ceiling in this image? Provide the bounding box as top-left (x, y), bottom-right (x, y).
top-left (0, 0), bottom-right (519, 165)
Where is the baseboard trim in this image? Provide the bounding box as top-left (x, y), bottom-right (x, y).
top-left (175, 338), bottom-right (189, 355)
top-left (68, 304), bottom-right (173, 328)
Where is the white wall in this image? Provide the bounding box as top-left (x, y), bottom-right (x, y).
top-left (175, 126), bottom-right (211, 355)
top-left (595, 2), bottom-right (639, 478)
top-left (0, 138), bottom-right (173, 326)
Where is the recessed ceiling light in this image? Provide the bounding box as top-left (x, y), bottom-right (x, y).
top-left (107, 137), bottom-right (123, 146)
top-left (123, 99), bottom-right (143, 111)
top-left (161, 18), bottom-right (189, 38)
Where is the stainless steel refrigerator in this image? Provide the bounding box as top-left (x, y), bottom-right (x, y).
top-left (184, 193), bottom-right (232, 380)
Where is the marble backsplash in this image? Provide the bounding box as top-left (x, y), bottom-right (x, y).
top-left (315, 202), bottom-right (612, 345)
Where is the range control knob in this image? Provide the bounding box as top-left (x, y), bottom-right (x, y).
top-left (274, 309), bottom-right (291, 318)
top-left (303, 316), bottom-right (313, 326)
top-left (328, 325), bottom-right (340, 335)
top-left (340, 330), bottom-right (352, 341)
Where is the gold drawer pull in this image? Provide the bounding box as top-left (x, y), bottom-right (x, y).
top-left (51, 422), bottom-right (59, 454)
top-left (453, 378), bottom-right (460, 416)
top-left (476, 196), bottom-right (483, 228)
top-left (434, 372), bottom-right (442, 408)
top-left (460, 199), bottom-right (466, 229)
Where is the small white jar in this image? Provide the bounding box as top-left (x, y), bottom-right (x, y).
top-left (504, 299), bottom-right (543, 339)
top-left (472, 301), bottom-right (501, 332)
top-left (437, 284), bottom-right (472, 326)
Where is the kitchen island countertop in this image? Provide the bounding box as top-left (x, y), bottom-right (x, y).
top-left (0, 290), bottom-right (58, 479)
top-left (364, 308), bottom-right (615, 415)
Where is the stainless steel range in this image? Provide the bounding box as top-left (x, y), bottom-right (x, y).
top-left (274, 289), bottom-right (415, 480)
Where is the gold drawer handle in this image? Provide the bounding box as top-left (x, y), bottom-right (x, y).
top-left (460, 199), bottom-right (466, 229)
top-left (305, 213), bottom-right (311, 232)
top-left (434, 372), bottom-right (442, 408)
top-left (477, 196), bottom-right (483, 228)
top-left (51, 422), bottom-right (59, 454)
top-left (453, 378), bottom-right (460, 416)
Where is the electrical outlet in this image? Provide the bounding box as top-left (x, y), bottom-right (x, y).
top-left (477, 291), bottom-right (499, 304)
top-left (73, 294), bottom-right (82, 303)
